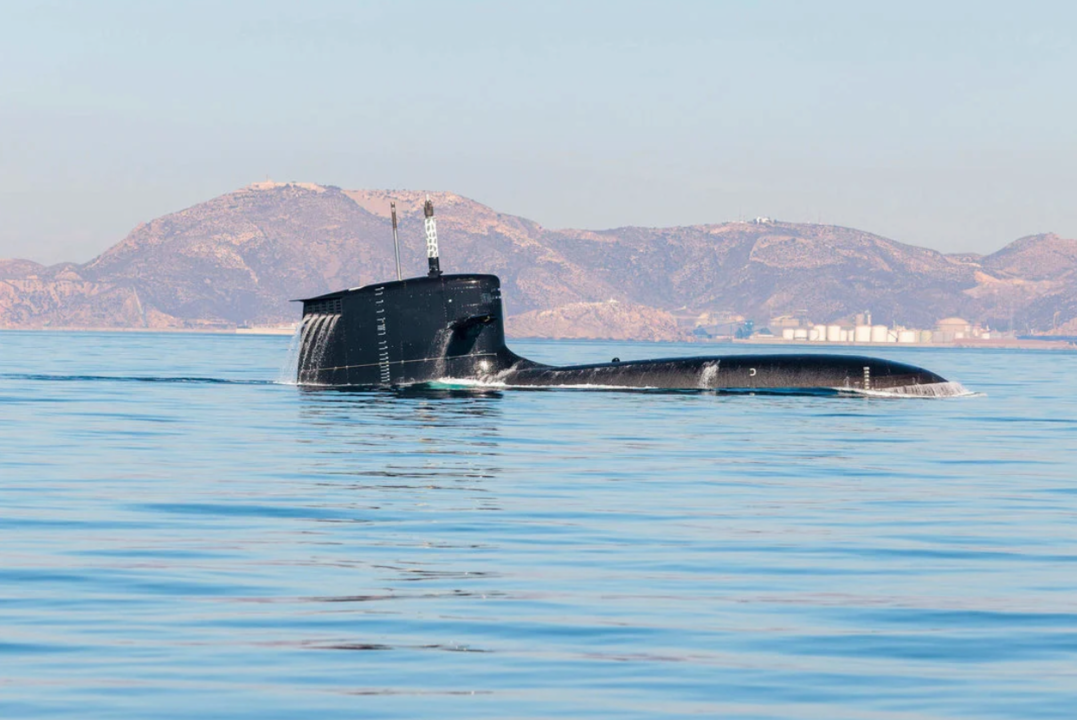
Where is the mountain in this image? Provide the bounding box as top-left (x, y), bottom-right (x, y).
top-left (974, 233), bottom-right (1077, 332)
top-left (2, 182), bottom-right (1075, 337)
top-left (505, 301), bottom-right (685, 342)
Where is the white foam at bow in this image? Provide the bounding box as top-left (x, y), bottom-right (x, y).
top-left (841, 381), bottom-right (979, 398)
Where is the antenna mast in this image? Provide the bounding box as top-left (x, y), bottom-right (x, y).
top-left (424, 196), bottom-right (442, 277)
top-left (390, 201), bottom-right (402, 281)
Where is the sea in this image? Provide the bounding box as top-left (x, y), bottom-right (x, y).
top-left (1, 330), bottom-right (1075, 719)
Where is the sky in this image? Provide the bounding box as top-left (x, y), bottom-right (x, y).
top-left (1, 0), bottom-right (1075, 264)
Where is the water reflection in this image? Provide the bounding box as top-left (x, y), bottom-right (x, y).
top-left (292, 386), bottom-right (507, 591)
top-left (295, 387), bottom-right (505, 487)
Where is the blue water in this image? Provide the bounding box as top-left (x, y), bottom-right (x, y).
top-left (2, 331), bottom-right (1076, 719)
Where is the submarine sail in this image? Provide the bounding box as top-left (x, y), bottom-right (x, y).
top-left (295, 200), bottom-right (956, 394)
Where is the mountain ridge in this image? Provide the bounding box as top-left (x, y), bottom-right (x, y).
top-left (2, 182), bottom-right (1075, 337)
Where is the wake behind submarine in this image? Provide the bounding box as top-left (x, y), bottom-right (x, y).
top-left (295, 199), bottom-right (959, 396)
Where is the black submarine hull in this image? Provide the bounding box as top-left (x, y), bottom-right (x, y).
top-left (296, 274), bottom-right (952, 394)
top-left (496, 354), bottom-right (945, 392)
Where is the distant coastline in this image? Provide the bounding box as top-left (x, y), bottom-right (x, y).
top-left (5, 325), bottom-right (1071, 350)
top-left (732, 336), bottom-right (1074, 351)
top-left (0, 325), bottom-right (294, 336)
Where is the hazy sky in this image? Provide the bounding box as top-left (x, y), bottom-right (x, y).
top-left (2, 0), bottom-right (1074, 264)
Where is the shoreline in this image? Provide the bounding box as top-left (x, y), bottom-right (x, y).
top-left (2, 326), bottom-right (1074, 349)
top-left (0, 326), bottom-right (298, 336)
top-left (732, 336), bottom-right (1075, 351)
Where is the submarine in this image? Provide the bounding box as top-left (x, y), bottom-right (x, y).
top-left (295, 198), bottom-right (957, 395)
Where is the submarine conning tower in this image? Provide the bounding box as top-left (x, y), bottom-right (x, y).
top-left (296, 197), bottom-right (956, 394)
top-left (297, 196), bottom-right (525, 386)
top-left (297, 272), bottom-right (523, 386)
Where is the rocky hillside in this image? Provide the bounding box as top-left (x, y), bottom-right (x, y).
top-left (505, 301), bottom-right (685, 342)
top-left (2, 182), bottom-right (1075, 337)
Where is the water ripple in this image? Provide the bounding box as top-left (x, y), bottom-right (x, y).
top-left (1, 332), bottom-right (1076, 719)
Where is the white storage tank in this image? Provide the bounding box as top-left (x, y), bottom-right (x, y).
top-left (839, 329), bottom-right (849, 342)
top-left (809, 326), bottom-right (824, 341)
top-left (782, 328), bottom-right (795, 340)
top-left (826, 325), bottom-right (842, 342)
top-left (794, 328), bottom-right (808, 340)
top-left (898, 330), bottom-right (918, 343)
top-left (870, 325), bottom-right (888, 343)
top-left (854, 325), bottom-right (872, 343)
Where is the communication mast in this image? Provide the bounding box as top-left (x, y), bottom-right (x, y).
top-left (390, 201), bottom-right (402, 281)
top-left (424, 196), bottom-right (442, 277)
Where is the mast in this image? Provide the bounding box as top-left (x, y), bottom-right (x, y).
top-left (390, 201), bottom-right (402, 281)
top-left (424, 196), bottom-right (441, 277)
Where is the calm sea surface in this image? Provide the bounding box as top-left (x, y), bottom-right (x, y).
top-left (1, 331), bottom-right (1076, 719)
